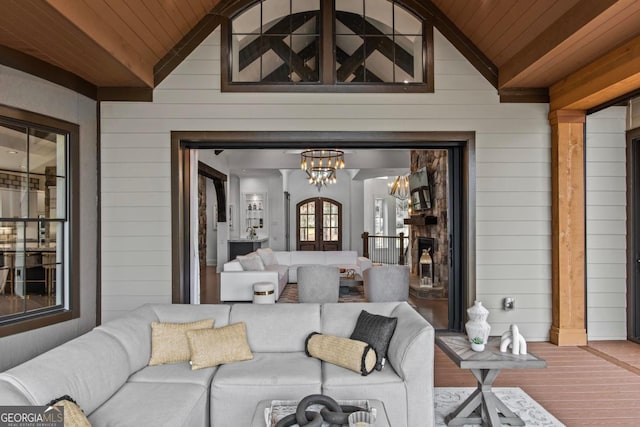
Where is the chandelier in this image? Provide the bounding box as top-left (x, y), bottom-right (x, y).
top-left (300, 149), bottom-right (345, 190)
top-left (388, 175), bottom-right (410, 200)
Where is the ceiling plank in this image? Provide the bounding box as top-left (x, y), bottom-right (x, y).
top-left (499, 0), bottom-right (619, 89)
top-left (45, 0), bottom-right (155, 87)
top-left (550, 33), bottom-right (640, 111)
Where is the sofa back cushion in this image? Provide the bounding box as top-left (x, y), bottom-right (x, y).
top-left (324, 251), bottom-right (357, 266)
top-left (230, 303), bottom-right (321, 352)
top-left (0, 378), bottom-right (33, 405)
top-left (96, 304), bottom-right (160, 372)
top-left (274, 251), bottom-right (291, 265)
top-left (223, 260), bottom-right (243, 271)
top-left (320, 302), bottom-right (400, 337)
top-left (290, 251), bottom-right (325, 265)
top-left (1, 330), bottom-right (130, 414)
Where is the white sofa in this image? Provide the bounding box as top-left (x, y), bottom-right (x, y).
top-left (0, 302), bottom-right (435, 427)
top-left (220, 250), bottom-right (372, 302)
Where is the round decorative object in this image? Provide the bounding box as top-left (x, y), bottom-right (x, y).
top-left (465, 300), bottom-right (491, 344)
top-left (273, 394), bottom-right (368, 427)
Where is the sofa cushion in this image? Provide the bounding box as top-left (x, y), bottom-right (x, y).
top-left (95, 304), bottom-right (159, 373)
top-left (322, 362), bottom-right (407, 427)
top-left (350, 310), bottom-right (398, 371)
top-left (305, 333), bottom-right (375, 375)
top-left (149, 319), bottom-right (214, 366)
top-left (324, 250), bottom-right (357, 265)
top-left (224, 260), bottom-right (243, 271)
top-left (230, 303), bottom-right (321, 352)
top-left (89, 382), bottom-right (207, 427)
top-left (151, 304), bottom-right (231, 326)
top-left (211, 352), bottom-right (322, 427)
top-left (320, 302), bottom-right (399, 337)
top-left (0, 377), bottom-right (33, 405)
top-left (128, 363), bottom-right (217, 389)
top-left (187, 322), bottom-right (254, 370)
top-left (257, 247), bottom-right (278, 266)
top-left (237, 253), bottom-right (265, 271)
top-left (1, 330), bottom-right (130, 414)
top-left (290, 251), bottom-right (325, 265)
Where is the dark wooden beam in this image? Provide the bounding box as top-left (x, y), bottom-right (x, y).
top-left (154, 13), bottom-right (224, 86)
top-left (97, 87), bottom-right (153, 102)
top-left (0, 45), bottom-right (97, 100)
top-left (499, 88), bottom-right (549, 104)
top-left (198, 161), bottom-right (227, 223)
top-left (403, 0), bottom-right (498, 89)
top-left (263, 39), bottom-right (320, 82)
top-left (270, 39), bottom-right (318, 82)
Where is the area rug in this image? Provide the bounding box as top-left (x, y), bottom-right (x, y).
top-left (434, 387), bottom-right (565, 427)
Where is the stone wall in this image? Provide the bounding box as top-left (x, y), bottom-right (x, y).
top-left (410, 149), bottom-right (449, 296)
top-left (0, 172), bottom-right (40, 190)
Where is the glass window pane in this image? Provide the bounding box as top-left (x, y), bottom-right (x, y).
top-left (292, 2), bottom-right (319, 35)
top-left (364, 0), bottom-right (392, 36)
top-left (323, 228), bottom-right (330, 241)
top-left (323, 215), bottom-right (330, 227)
top-left (331, 229), bottom-right (338, 241)
top-left (336, 1), bottom-right (363, 35)
top-left (290, 35), bottom-right (319, 82)
top-left (300, 229), bottom-right (306, 241)
top-left (308, 228), bottom-right (315, 240)
top-left (0, 121), bottom-right (29, 219)
top-left (301, 215), bottom-right (307, 227)
top-left (233, 2), bottom-right (261, 33)
top-left (309, 201), bottom-right (315, 211)
top-left (301, 204), bottom-right (307, 214)
top-left (364, 38), bottom-right (394, 82)
top-left (336, 35), bottom-right (365, 82)
top-left (395, 34), bottom-right (421, 83)
top-left (331, 215), bottom-right (337, 227)
top-left (261, 36), bottom-right (288, 81)
top-left (233, 34), bottom-right (262, 82)
top-left (332, 204), bottom-right (338, 214)
top-left (262, 0), bottom-right (291, 34)
top-left (394, 3), bottom-right (421, 35)
top-left (308, 215), bottom-right (315, 227)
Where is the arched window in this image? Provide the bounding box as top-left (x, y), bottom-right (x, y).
top-left (222, 0), bottom-right (433, 92)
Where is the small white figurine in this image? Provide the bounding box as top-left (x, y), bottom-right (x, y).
top-left (500, 324), bottom-right (527, 355)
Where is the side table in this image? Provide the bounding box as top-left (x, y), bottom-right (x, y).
top-left (250, 398), bottom-right (390, 427)
top-left (436, 334), bottom-right (546, 427)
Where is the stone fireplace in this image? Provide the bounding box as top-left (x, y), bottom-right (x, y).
top-left (409, 149), bottom-right (449, 297)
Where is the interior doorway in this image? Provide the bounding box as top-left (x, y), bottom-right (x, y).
top-left (171, 131), bottom-right (475, 332)
top-left (297, 197), bottom-right (342, 251)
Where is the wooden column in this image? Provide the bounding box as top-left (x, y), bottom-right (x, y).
top-left (549, 110), bottom-right (587, 346)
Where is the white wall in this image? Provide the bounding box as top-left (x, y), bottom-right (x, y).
top-left (585, 107), bottom-right (627, 340)
top-left (0, 65), bottom-right (98, 371)
top-left (101, 28), bottom-right (555, 339)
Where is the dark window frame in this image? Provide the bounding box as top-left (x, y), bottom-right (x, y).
top-left (221, 0), bottom-right (434, 93)
top-left (0, 104), bottom-right (80, 337)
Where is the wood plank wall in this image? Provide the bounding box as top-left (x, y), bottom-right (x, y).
top-left (585, 107), bottom-right (627, 340)
top-left (101, 29), bottom-right (553, 331)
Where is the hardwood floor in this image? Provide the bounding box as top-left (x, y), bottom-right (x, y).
top-left (199, 268), bottom-right (640, 425)
top-left (435, 341), bottom-right (640, 426)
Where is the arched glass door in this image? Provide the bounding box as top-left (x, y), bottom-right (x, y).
top-left (296, 198), bottom-right (342, 251)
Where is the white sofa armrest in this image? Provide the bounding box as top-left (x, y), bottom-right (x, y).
top-left (357, 256), bottom-right (372, 273)
top-left (220, 271), bottom-right (280, 302)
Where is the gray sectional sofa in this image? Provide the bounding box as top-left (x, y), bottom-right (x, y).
top-left (0, 302), bottom-right (434, 426)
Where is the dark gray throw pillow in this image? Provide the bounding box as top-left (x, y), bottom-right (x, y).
top-left (350, 310), bottom-right (398, 371)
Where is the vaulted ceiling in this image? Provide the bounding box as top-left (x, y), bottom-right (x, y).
top-left (0, 0), bottom-right (638, 110)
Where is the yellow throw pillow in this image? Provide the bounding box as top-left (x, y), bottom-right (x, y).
top-left (186, 322), bottom-right (254, 370)
top-left (47, 396), bottom-right (90, 427)
top-left (305, 332), bottom-right (376, 376)
top-left (149, 319), bottom-right (214, 366)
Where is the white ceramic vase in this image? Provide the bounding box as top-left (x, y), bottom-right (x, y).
top-left (470, 342), bottom-right (485, 352)
top-left (465, 300), bottom-right (491, 344)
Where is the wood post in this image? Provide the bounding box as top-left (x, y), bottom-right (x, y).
top-left (361, 232), bottom-right (369, 259)
top-left (399, 232), bottom-right (405, 265)
top-left (549, 110), bottom-right (588, 346)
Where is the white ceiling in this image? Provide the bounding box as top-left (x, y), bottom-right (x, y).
top-left (203, 148), bottom-right (411, 180)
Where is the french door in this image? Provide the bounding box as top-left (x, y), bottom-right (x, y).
top-left (296, 198), bottom-right (342, 251)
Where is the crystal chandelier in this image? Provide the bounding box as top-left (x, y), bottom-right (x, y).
top-left (300, 149), bottom-right (345, 190)
top-left (388, 175), bottom-right (410, 200)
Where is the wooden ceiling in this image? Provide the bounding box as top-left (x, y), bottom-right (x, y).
top-left (0, 0), bottom-right (638, 110)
